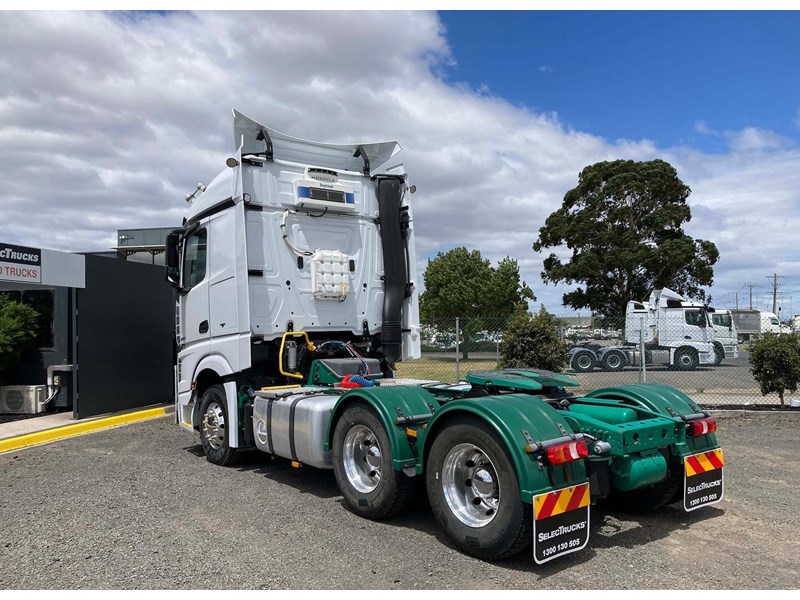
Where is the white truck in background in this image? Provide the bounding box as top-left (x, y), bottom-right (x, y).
top-left (569, 288), bottom-right (717, 372)
top-left (710, 309), bottom-right (738, 363)
top-left (728, 309), bottom-right (782, 342)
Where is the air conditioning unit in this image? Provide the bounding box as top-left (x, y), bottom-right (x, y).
top-left (0, 385), bottom-right (48, 414)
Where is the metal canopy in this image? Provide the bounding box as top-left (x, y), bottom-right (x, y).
top-left (232, 110), bottom-right (402, 176)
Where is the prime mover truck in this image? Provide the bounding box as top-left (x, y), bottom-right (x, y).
top-left (569, 288), bottom-right (720, 372)
top-left (167, 111), bottom-right (724, 564)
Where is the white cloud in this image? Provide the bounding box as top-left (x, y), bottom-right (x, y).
top-left (538, 65), bottom-right (553, 73)
top-left (725, 127), bottom-right (789, 152)
top-left (0, 11), bottom-right (798, 316)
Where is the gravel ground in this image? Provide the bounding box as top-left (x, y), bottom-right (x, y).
top-left (1, 413), bottom-right (798, 589)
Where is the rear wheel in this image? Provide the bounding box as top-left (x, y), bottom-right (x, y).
top-left (601, 350), bottom-right (626, 372)
top-left (199, 384), bottom-right (239, 466)
top-left (571, 350), bottom-right (597, 373)
top-left (425, 417), bottom-right (531, 560)
top-left (332, 404), bottom-right (415, 519)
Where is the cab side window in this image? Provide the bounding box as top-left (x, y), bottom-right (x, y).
top-left (685, 310), bottom-right (704, 327)
top-left (182, 229), bottom-right (207, 291)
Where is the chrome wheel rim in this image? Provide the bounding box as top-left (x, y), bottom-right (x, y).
top-left (203, 401), bottom-right (225, 450)
top-left (576, 355), bottom-right (592, 369)
top-left (441, 443), bottom-right (500, 528)
top-left (606, 354), bottom-right (621, 368)
top-left (343, 424), bottom-right (383, 493)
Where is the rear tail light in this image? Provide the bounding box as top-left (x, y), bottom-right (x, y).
top-left (546, 439), bottom-right (589, 465)
top-left (687, 417), bottom-right (717, 437)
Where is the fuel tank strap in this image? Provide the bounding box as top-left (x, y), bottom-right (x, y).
top-left (288, 395), bottom-right (306, 461)
top-left (266, 398), bottom-right (275, 455)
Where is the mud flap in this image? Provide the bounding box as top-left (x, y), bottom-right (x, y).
top-left (683, 449), bottom-right (724, 511)
top-left (533, 482), bottom-right (590, 564)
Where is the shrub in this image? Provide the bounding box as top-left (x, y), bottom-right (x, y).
top-left (0, 295), bottom-right (40, 386)
top-left (748, 333), bottom-right (800, 406)
top-left (498, 307), bottom-right (569, 372)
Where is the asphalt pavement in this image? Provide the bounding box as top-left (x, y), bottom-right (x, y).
top-left (1, 413), bottom-right (798, 589)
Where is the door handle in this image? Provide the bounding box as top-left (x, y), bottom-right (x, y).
top-left (684, 336), bottom-right (691, 339)
top-left (199, 320), bottom-right (209, 334)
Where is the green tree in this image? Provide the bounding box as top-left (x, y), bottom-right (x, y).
top-left (498, 307), bottom-right (569, 372)
top-left (749, 333), bottom-right (800, 406)
top-left (0, 294), bottom-right (40, 386)
top-left (533, 159), bottom-right (719, 322)
top-left (420, 247), bottom-right (535, 359)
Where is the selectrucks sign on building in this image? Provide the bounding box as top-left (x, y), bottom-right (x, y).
top-left (0, 243), bottom-right (42, 283)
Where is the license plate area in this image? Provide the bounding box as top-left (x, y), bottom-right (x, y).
top-left (532, 482), bottom-right (590, 564)
top-left (683, 449), bottom-right (724, 512)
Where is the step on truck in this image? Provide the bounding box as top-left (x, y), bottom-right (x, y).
top-left (166, 111), bottom-right (724, 563)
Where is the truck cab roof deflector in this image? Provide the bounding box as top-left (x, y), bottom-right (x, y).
top-left (233, 110), bottom-right (401, 175)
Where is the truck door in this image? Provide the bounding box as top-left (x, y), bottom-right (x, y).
top-left (682, 308), bottom-right (711, 343)
top-left (180, 226), bottom-right (211, 349)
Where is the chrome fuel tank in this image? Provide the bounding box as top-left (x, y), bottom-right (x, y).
top-left (252, 388), bottom-right (339, 469)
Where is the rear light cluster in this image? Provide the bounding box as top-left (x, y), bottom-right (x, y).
top-left (687, 417), bottom-right (717, 437)
top-left (546, 439), bottom-right (589, 465)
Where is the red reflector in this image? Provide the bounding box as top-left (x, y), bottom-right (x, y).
top-left (688, 417), bottom-right (717, 437)
top-left (546, 439), bottom-right (589, 465)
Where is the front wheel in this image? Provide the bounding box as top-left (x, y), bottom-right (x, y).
top-left (674, 347), bottom-right (699, 371)
top-left (332, 404), bottom-right (415, 519)
top-left (713, 342), bottom-right (725, 366)
top-left (199, 384), bottom-right (239, 466)
top-left (425, 417), bottom-right (531, 560)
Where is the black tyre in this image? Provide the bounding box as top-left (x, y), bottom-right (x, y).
top-left (712, 342), bottom-right (725, 366)
top-left (600, 350), bottom-right (626, 372)
top-left (605, 463), bottom-right (682, 514)
top-left (674, 347), bottom-right (699, 371)
top-left (425, 417), bottom-right (531, 561)
top-left (571, 350), bottom-right (597, 373)
top-left (199, 384), bottom-right (239, 466)
top-left (332, 404), bottom-right (415, 520)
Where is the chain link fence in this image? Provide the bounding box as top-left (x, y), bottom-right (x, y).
top-left (395, 315), bottom-right (797, 409)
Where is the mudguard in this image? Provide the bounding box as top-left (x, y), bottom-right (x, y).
top-left (324, 385), bottom-right (438, 471)
top-left (420, 394), bottom-right (588, 503)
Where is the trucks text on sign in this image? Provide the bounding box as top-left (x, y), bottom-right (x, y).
top-left (0, 243), bottom-right (42, 284)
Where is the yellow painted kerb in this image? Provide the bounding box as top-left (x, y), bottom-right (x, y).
top-left (0, 406), bottom-right (168, 454)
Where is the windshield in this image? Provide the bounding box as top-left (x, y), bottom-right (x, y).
top-left (770, 318), bottom-right (780, 325)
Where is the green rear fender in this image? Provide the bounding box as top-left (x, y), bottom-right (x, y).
top-left (324, 386), bottom-right (438, 471)
top-left (585, 383), bottom-right (719, 456)
top-left (421, 394), bottom-right (588, 504)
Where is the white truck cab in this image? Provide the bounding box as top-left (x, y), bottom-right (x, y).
top-left (166, 110), bottom-right (421, 442)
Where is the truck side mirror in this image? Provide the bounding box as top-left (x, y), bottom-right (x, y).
top-left (165, 230), bottom-right (183, 289)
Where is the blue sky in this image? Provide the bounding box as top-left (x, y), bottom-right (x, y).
top-left (439, 11), bottom-right (800, 153)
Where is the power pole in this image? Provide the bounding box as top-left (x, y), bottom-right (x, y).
top-left (743, 283), bottom-right (757, 310)
top-left (766, 273), bottom-right (786, 314)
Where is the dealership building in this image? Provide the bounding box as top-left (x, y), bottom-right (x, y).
top-left (0, 231), bottom-right (175, 419)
